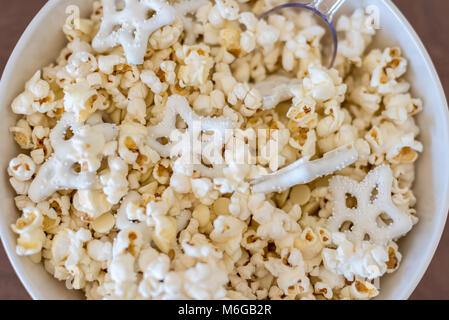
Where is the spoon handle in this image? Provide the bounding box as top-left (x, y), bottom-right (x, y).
top-left (310, 0), bottom-right (346, 21)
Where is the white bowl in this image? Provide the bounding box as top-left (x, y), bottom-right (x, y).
top-left (1, 0), bottom-right (448, 300)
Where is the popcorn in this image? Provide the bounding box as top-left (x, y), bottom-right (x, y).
top-left (215, 0), bottom-right (239, 21)
top-left (248, 194), bottom-right (300, 240)
top-left (160, 61), bottom-right (177, 85)
top-left (241, 230), bottom-right (267, 255)
top-left (367, 47), bottom-right (408, 94)
top-left (73, 189), bottom-right (113, 221)
top-left (322, 233), bottom-right (389, 282)
top-left (138, 248), bottom-right (170, 297)
top-left (229, 192), bottom-right (251, 220)
top-left (65, 51), bottom-right (98, 79)
top-left (100, 156), bottom-right (129, 205)
top-left (255, 20), bottom-right (280, 48)
top-left (98, 54), bottom-right (126, 74)
top-left (116, 191), bottom-right (143, 230)
top-left (7, 2), bottom-right (423, 301)
top-left (8, 154), bottom-right (36, 181)
top-left (113, 226), bottom-right (149, 258)
top-left (11, 71), bottom-right (55, 115)
top-left (264, 248), bottom-right (309, 296)
top-left (119, 121), bottom-right (160, 168)
top-left (191, 178), bottom-right (219, 205)
top-left (294, 227), bottom-right (323, 260)
top-left (11, 206), bottom-right (45, 256)
top-left (287, 96), bottom-right (317, 127)
top-left (63, 82), bottom-right (101, 122)
top-left (51, 228), bottom-right (92, 286)
top-left (286, 25), bottom-right (324, 59)
top-left (210, 215), bottom-right (246, 256)
top-left (336, 9), bottom-right (375, 65)
top-left (153, 215), bottom-right (177, 253)
top-left (166, 259), bottom-right (229, 299)
top-left (9, 178), bottom-right (30, 196)
top-left (341, 280), bottom-right (379, 299)
top-left (179, 218), bottom-right (220, 259)
top-left (141, 69), bottom-right (168, 94)
top-left (316, 102), bottom-right (346, 138)
top-left (383, 93), bottom-right (423, 125)
top-left (110, 253), bottom-right (137, 284)
top-left (176, 44), bottom-right (214, 87)
top-left (49, 194), bottom-right (71, 216)
top-left (128, 92), bottom-right (147, 117)
top-left (240, 31), bottom-right (256, 54)
top-left (220, 28), bottom-right (241, 56)
top-left (10, 119), bottom-right (33, 149)
top-left (349, 80), bottom-right (382, 113)
top-left (303, 64), bottom-right (347, 103)
top-left (385, 242), bottom-right (402, 273)
top-left (268, 14), bottom-right (295, 42)
top-left (149, 18), bottom-right (183, 50)
top-left (87, 239), bottom-right (113, 261)
top-left (365, 120), bottom-right (422, 163)
top-left (129, 82), bottom-right (150, 101)
top-left (153, 160), bottom-right (172, 184)
top-left (214, 161), bottom-right (251, 194)
top-left (170, 172), bottom-right (192, 193)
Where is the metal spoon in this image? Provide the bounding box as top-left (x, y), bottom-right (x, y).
top-left (259, 0), bottom-right (346, 68)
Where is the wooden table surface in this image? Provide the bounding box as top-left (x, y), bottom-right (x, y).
top-left (1, 0), bottom-right (448, 300)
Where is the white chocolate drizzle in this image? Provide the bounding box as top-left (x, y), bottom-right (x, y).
top-left (92, 0), bottom-right (177, 65)
top-left (28, 113), bottom-right (117, 202)
top-left (92, 0), bottom-right (207, 65)
top-left (147, 94), bottom-right (235, 178)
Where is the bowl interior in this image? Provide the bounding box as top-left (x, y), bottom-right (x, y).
top-left (0, 0), bottom-right (448, 300)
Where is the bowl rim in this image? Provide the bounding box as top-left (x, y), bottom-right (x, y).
top-left (0, 0), bottom-right (70, 300)
top-left (0, 0), bottom-right (448, 300)
top-left (378, 0), bottom-right (449, 299)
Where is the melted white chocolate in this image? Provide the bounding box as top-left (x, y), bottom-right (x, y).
top-left (92, 0), bottom-right (176, 65)
top-left (28, 113), bottom-right (117, 202)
